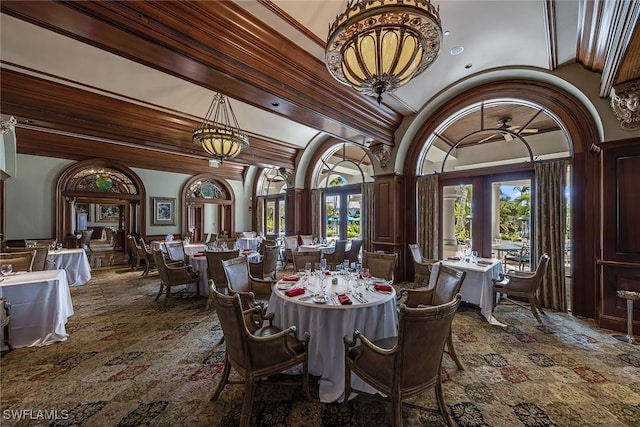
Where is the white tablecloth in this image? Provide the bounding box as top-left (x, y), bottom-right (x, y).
top-left (268, 275), bottom-right (398, 402)
top-left (48, 248), bottom-right (92, 286)
top-left (430, 259), bottom-right (504, 326)
top-left (0, 270), bottom-right (74, 348)
top-left (299, 244), bottom-right (333, 254)
top-left (237, 237), bottom-right (261, 251)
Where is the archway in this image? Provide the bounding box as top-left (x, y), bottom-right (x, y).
top-left (403, 79), bottom-right (599, 318)
top-left (56, 159), bottom-right (145, 254)
top-left (181, 174), bottom-right (235, 243)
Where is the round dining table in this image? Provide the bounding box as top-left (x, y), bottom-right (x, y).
top-left (268, 274), bottom-right (397, 403)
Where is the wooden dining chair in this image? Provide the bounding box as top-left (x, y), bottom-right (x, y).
top-left (0, 250), bottom-right (36, 272)
top-left (397, 264), bottom-right (467, 370)
top-left (0, 298), bottom-right (12, 354)
top-left (292, 250), bottom-right (321, 273)
top-left (6, 246), bottom-right (51, 271)
top-left (493, 253), bottom-right (549, 323)
top-left (408, 243), bottom-right (437, 287)
top-left (362, 251), bottom-right (397, 282)
top-left (210, 288), bottom-right (311, 427)
top-left (323, 239), bottom-right (348, 270)
top-left (152, 249), bottom-right (200, 307)
top-left (344, 295), bottom-right (462, 426)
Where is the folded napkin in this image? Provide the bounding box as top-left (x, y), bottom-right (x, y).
top-left (337, 293), bottom-right (352, 305)
top-left (477, 260), bottom-right (493, 265)
top-left (193, 252), bottom-right (206, 257)
top-left (242, 249), bottom-right (252, 254)
top-left (324, 271), bottom-right (332, 276)
top-left (284, 287), bottom-right (305, 297)
top-left (447, 256), bottom-right (461, 261)
top-left (374, 284), bottom-right (393, 292)
top-left (282, 275), bottom-right (300, 281)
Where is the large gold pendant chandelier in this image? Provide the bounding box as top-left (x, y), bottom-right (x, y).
top-left (192, 93), bottom-right (249, 163)
top-left (326, 0), bottom-right (442, 104)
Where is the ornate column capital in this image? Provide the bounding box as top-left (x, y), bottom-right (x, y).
top-left (369, 143), bottom-right (392, 170)
top-left (611, 81), bottom-right (640, 130)
top-left (0, 116), bottom-right (17, 135)
top-left (278, 167), bottom-right (295, 187)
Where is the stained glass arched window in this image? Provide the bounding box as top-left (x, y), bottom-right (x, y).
top-left (67, 168), bottom-right (138, 194)
top-left (186, 178), bottom-right (229, 200)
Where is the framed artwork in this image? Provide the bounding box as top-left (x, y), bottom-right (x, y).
top-left (96, 204), bottom-right (120, 222)
top-left (151, 197), bottom-right (176, 226)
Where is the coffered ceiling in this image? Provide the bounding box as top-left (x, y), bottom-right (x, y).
top-left (1, 1), bottom-right (638, 179)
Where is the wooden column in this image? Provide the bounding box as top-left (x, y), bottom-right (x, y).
top-left (372, 173), bottom-right (407, 282)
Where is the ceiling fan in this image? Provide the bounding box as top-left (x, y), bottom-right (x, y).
top-left (477, 117), bottom-right (538, 143)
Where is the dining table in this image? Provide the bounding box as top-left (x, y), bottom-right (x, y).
top-left (492, 242), bottom-right (523, 267)
top-left (47, 248), bottom-right (92, 286)
top-left (268, 273), bottom-right (398, 403)
top-left (0, 269), bottom-right (74, 349)
top-left (430, 258), bottom-right (505, 326)
top-left (237, 237), bottom-right (262, 251)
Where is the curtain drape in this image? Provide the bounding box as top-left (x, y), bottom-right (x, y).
top-left (534, 160), bottom-right (568, 312)
top-left (255, 196), bottom-right (265, 236)
top-left (311, 189), bottom-right (323, 240)
top-left (416, 174), bottom-right (439, 259)
top-left (362, 182), bottom-right (375, 253)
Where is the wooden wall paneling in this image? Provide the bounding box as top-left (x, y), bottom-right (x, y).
top-left (373, 173), bottom-right (406, 282)
top-left (598, 263), bottom-right (640, 333)
top-left (598, 139), bottom-right (640, 332)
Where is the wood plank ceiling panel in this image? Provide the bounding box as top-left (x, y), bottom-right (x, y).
top-left (0, 69), bottom-right (298, 172)
top-left (1, 0), bottom-right (402, 146)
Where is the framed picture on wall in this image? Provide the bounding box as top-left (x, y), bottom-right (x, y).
top-left (151, 197), bottom-right (176, 226)
top-left (96, 204), bottom-right (120, 222)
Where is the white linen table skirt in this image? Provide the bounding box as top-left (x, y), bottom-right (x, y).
top-left (268, 275), bottom-right (397, 403)
top-left (48, 248), bottom-right (92, 286)
top-left (0, 270), bottom-right (74, 348)
top-left (430, 259), bottom-right (504, 325)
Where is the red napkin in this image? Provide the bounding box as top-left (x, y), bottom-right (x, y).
top-left (194, 252), bottom-right (206, 257)
top-left (282, 275), bottom-right (300, 281)
top-left (337, 293), bottom-right (352, 305)
top-left (242, 249), bottom-right (252, 254)
top-left (324, 271), bottom-right (332, 276)
top-left (374, 284), bottom-right (393, 292)
top-left (285, 287), bottom-right (304, 297)
top-left (477, 260), bottom-right (492, 265)
top-left (447, 256), bottom-right (461, 261)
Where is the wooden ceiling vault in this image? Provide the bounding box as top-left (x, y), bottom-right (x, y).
top-left (1, 1), bottom-right (639, 180)
top-left (0, 0), bottom-right (400, 180)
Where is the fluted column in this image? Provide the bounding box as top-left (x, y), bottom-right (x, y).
top-left (442, 187), bottom-right (458, 253)
top-left (492, 183), bottom-right (501, 241)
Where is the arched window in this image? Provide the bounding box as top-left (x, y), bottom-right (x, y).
top-left (181, 175), bottom-right (234, 243)
top-left (313, 144), bottom-right (373, 242)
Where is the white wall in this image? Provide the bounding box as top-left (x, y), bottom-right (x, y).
top-left (4, 154), bottom-right (251, 239)
top-left (5, 155), bottom-right (73, 239)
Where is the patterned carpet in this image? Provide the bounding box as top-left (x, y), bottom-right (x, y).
top-left (1, 267), bottom-right (640, 426)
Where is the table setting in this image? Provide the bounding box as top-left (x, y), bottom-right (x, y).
top-left (268, 267), bottom-right (398, 402)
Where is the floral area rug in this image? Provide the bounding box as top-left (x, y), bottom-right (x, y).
top-left (1, 267), bottom-right (639, 426)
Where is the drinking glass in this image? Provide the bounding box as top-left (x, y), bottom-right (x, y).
top-left (314, 262), bottom-right (322, 278)
top-left (1, 264), bottom-right (13, 276)
top-left (305, 262), bottom-right (312, 279)
top-left (56, 243), bottom-right (63, 251)
top-left (360, 268), bottom-right (370, 287)
top-left (320, 258), bottom-right (327, 272)
top-left (471, 251), bottom-right (479, 262)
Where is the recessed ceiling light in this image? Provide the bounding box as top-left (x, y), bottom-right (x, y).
top-left (450, 46), bottom-right (464, 55)
top-left (444, 30), bottom-right (451, 36)
top-left (465, 64), bottom-right (473, 69)
top-left (271, 101), bottom-right (280, 107)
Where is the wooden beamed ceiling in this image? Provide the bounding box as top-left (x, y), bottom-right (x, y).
top-left (0, 69), bottom-right (297, 177)
top-left (0, 1), bottom-right (402, 176)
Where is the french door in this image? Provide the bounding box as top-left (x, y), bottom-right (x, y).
top-left (439, 171), bottom-right (534, 266)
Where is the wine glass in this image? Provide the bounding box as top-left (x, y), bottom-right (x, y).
top-left (471, 251), bottom-right (479, 262)
top-left (305, 262), bottom-right (312, 279)
top-left (360, 267), bottom-right (370, 289)
top-left (314, 262), bottom-right (323, 279)
top-left (320, 258), bottom-right (327, 272)
top-left (1, 264), bottom-right (13, 277)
